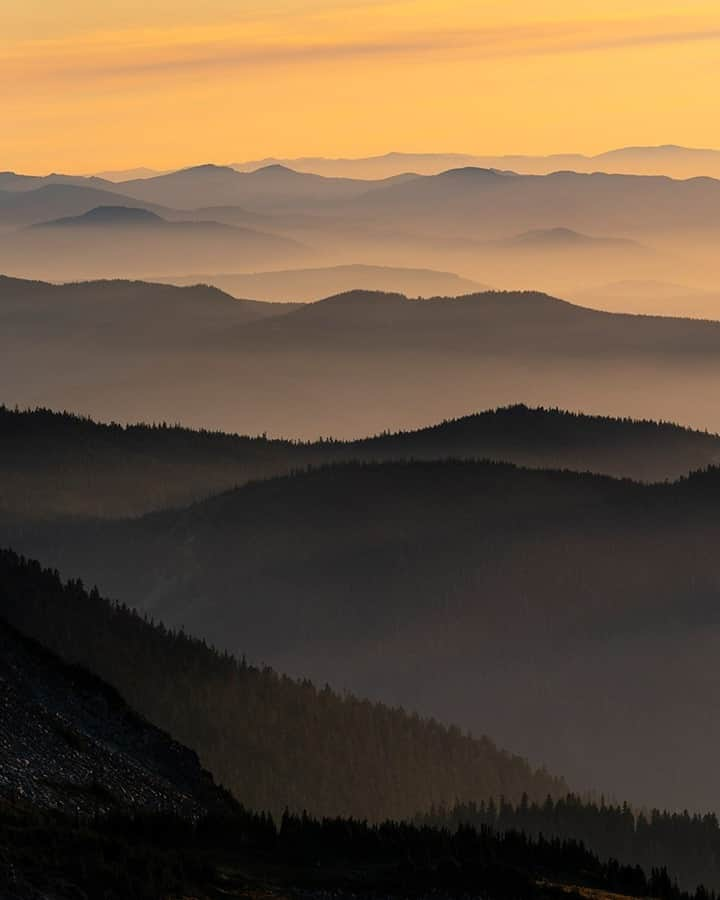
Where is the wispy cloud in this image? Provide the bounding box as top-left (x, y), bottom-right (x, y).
top-left (5, 13), bottom-right (720, 86)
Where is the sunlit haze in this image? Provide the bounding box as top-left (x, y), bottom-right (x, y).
top-left (4, 0), bottom-right (720, 172)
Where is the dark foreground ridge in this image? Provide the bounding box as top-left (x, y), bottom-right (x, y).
top-left (0, 617), bottom-right (233, 819)
top-left (7, 547), bottom-right (720, 893)
top-left (0, 548), bottom-right (565, 822)
top-left (0, 797), bottom-right (713, 900)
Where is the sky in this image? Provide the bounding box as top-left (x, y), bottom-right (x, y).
top-left (3, 0), bottom-right (720, 173)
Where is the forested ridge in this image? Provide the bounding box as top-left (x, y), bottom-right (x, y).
top-left (4, 799), bottom-right (714, 900)
top-left (0, 548), bottom-right (564, 821)
top-left (10, 458), bottom-right (720, 810)
top-left (0, 618), bottom-right (234, 819)
top-left (3, 402), bottom-right (720, 522)
top-left (5, 547), bottom-right (719, 896)
top-left (418, 795), bottom-right (720, 891)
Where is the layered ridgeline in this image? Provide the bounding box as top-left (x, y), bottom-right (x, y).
top-left (158, 264), bottom-right (484, 302)
top-left (0, 204), bottom-right (307, 280)
top-left (0, 549), bottom-right (563, 821)
top-left (4, 165), bottom-right (720, 298)
top-left (5, 280), bottom-right (720, 437)
top-left (8, 460), bottom-right (720, 812)
top-left (3, 403), bottom-right (720, 521)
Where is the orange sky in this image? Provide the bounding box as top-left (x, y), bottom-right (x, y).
top-left (3, 0), bottom-right (720, 173)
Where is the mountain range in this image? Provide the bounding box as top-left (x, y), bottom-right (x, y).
top-left (5, 279), bottom-right (720, 437)
top-left (0, 206), bottom-right (304, 279)
top-left (4, 163), bottom-right (720, 296)
top-left (230, 145), bottom-right (720, 180)
top-left (160, 264), bottom-right (484, 302)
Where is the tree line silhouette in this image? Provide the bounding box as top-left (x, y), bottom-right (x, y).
top-left (3, 799), bottom-right (716, 900)
top-left (4, 402), bottom-right (719, 522)
top-left (0, 548), bottom-right (564, 823)
top-left (418, 795), bottom-right (720, 891)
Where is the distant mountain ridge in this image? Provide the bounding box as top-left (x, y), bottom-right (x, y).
top-left (1, 162), bottom-right (718, 302)
top-left (345, 168), bottom-right (720, 236)
top-left (159, 263), bottom-right (484, 302)
top-left (111, 163), bottom-right (416, 211)
top-left (502, 227), bottom-right (643, 249)
top-left (0, 274), bottom-right (294, 336)
top-left (230, 145), bottom-right (720, 180)
top-left (34, 204), bottom-right (165, 227)
top-left (5, 281), bottom-right (720, 437)
top-left (0, 203), bottom-right (306, 278)
top-left (0, 183), bottom-right (169, 227)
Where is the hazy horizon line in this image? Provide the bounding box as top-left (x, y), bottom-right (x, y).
top-left (3, 142), bottom-right (719, 180)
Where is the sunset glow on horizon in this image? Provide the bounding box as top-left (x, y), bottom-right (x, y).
top-left (4, 0), bottom-right (720, 173)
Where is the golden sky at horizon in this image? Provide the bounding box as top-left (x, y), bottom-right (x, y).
top-left (3, 0), bottom-right (720, 173)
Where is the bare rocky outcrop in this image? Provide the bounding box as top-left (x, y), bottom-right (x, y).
top-left (0, 619), bottom-right (233, 819)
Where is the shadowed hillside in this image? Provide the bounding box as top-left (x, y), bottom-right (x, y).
top-left (0, 549), bottom-right (564, 821)
top-left (0, 275), bottom-right (293, 344)
top-left (0, 617), bottom-right (233, 818)
top-left (7, 551), bottom-right (720, 893)
top-left (8, 461), bottom-right (720, 811)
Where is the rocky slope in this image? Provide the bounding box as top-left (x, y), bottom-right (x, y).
top-left (0, 618), bottom-right (233, 818)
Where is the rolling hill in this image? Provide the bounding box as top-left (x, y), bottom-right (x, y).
top-left (5, 283), bottom-right (720, 437)
top-left (7, 460), bottom-right (720, 812)
top-left (0, 274), bottom-right (293, 342)
top-left (114, 163), bottom-right (416, 212)
top-left (498, 227), bottom-right (644, 251)
top-left (0, 183), bottom-right (165, 228)
top-left (160, 263), bottom-right (484, 302)
top-left (346, 168), bottom-right (720, 237)
top-left (0, 207), bottom-right (306, 279)
top-left (3, 403), bottom-right (720, 523)
top-left (0, 171), bottom-right (116, 193)
top-left (34, 205), bottom-right (167, 228)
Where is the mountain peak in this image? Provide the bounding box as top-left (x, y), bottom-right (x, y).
top-left (438, 166), bottom-right (506, 178)
top-left (173, 163), bottom-right (237, 176)
top-left (513, 227), bottom-right (591, 244)
top-left (252, 163), bottom-right (304, 177)
top-left (36, 205), bottom-right (164, 228)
